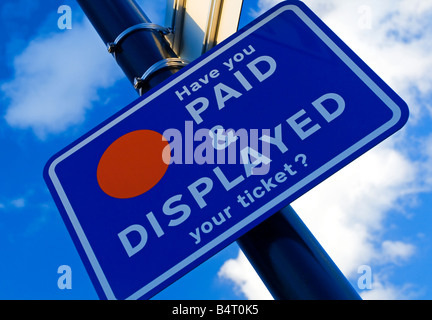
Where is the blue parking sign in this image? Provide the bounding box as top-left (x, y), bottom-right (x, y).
top-left (44, 1), bottom-right (408, 299)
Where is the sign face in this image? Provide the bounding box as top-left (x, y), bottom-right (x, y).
top-left (44, 1), bottom-right (408, 300)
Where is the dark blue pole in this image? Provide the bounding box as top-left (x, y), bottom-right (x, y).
top-left (77, 0), bottom-right (361, 300)
top-left (76, 0), bottom-right (180, 93)
top-left (237, 205), bottom-right (361, 299)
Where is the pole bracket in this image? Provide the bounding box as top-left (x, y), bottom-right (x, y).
top-left (133, 58), bottom-right (189, 95)
top-left (107, 23), bottom-right (173, 56)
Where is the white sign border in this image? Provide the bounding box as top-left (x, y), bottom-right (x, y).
top-left (47, 4), bottom-right (403, 300)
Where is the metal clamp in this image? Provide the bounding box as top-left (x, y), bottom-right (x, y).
top-left (107, 23), bottom-right (173, 55)
top-left (134, 58), bottom-right (189, 95)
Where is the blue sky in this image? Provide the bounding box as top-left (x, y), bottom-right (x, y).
top-left (1, 0), bottom-right (432, 300)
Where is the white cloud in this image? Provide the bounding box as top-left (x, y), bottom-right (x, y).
top-left (418, 134), bottom-right (432, 188)
top-left (218, 0), bottom-right (432, 300)
top-left (293, 142), bottom-right (418, 274)
top-left (218, 250), bottom-right (273, 300)
top-left (380, 240), bottom-right (416, 265)
top-left (1, 20), bottom-right (123, 138)
top-left (219, 142), bottom-right (418, 299)
top-left (10, 198), bottom-right (26, 208)
top-left (361, 272), bottom-right (420, 300)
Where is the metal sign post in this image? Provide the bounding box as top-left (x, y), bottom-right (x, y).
top-left (165, 0), bottom-right (244, 60)
top-left (76, 0), bottom-right (187, 94)
top-left (51, 0), bottom-right (406, 299)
